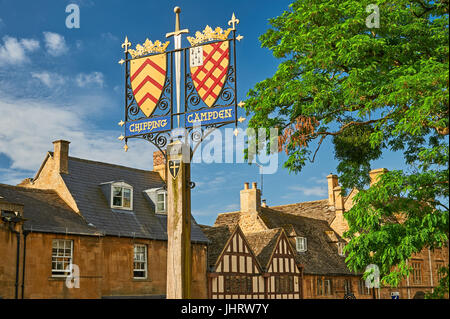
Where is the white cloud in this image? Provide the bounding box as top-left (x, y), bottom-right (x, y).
top-left (289, 185), bottom-right (327, 197)
top-left (0, 95), bottom-right (153, 185)
top-left (31, 71), bottom-right (66, 88)
top-left (101, 32), bottom-right (119, 42)
top-left (43, 32), bottom-right (68, 57)
top-left (0, 36), bottom-right (40, 66)
top-left (20, 39), bottom-right (39, 51)
top-left (75, 72), bottom-right (105, 88)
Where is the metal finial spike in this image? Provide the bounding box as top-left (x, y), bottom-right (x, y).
top-left (238, 117), bottom-right (246, 123)
top-left (118, 135), bottom-right (125, 141)
top-left (236, 35), bottom-right (244, 41)
top-left (233, 128), bottom-right (239, 136)
top-left (238, 101), bottom-right (245, 107)
top-left (118, 120), bottom-right (125, 126)
top-left (123, 144), bottom-right (129, 152)
top-left (121, 36), bottom-right (131, 53)
top-left (228, 13), bottom-right (240, 30)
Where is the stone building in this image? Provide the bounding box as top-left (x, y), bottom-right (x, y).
top-left (206, 172), bottom-right (448, 299)
top-left (0, 140), bottom-right (209, 299)
top-left (206, 182), bottom-right (370, 299)
top-left (1, 140), bottom-right (447, 299)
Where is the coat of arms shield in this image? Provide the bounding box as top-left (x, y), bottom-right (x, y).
top-left (130, 54), bottom-right (167, 117)
top-left (189, 41), bottom-right (229, 107)
top-left (168, 159), bottom-right (181, 179)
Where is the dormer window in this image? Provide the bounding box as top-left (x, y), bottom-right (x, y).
top-left (143, 187), bottom-right (167, 214)
top-left (111, 182), bottom-right (133, 210)
top-left (156, 191), bottom-right (167, 213)
top-left (338, 242), bottom-right (346, 256)
top-left (296, 237), bottom-right (307, 252)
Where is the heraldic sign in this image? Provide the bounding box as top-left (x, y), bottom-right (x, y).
top-left (118, 9), bottom-right (244, 155)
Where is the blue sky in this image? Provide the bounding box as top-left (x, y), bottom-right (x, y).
top-left (0, 0), bottom-right (406, 226)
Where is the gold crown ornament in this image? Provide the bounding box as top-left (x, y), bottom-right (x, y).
top-left (187, 26), bottom-right (233, 46)
top-left (128, 39), bottom-right (170, 58)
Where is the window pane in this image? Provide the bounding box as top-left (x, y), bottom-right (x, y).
top-left (133, 245), bottom-right (147, 278)
top-left (113, 187), bottom-right (122, 197)
top-left (123, 188), bottom-right (131, 208)
top-left (113, 196), bottom-right (122, 206)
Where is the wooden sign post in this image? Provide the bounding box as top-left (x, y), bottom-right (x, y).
top-left (166, 140), bottom-right (191, 298)
top-left (118, 6), bottom-right (242, 300)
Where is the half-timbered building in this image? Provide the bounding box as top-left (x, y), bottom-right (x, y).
top-left (245, 229), bottom-right (302, 299)
top-left (201, 225), bottom-right (265, 299)
top-left (201, 224), bottom-right (302, 299)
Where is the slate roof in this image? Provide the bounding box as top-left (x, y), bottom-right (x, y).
top-left (210, 205), bottom-right (358, 276)
top-left (259, 207), bottom-right (355, 275)
top-left (270, 199), bottom-right (336, 224)
top-left (245, 228), bottom-right (282, 270)
top-left (0, 184), bottom-right (100, 236)
top-left (60, 156), bottom-right (208, 243)
top-left (199, 225), bottom-right (234, 269)
top-left (213, 211), bottom-right (240, 228)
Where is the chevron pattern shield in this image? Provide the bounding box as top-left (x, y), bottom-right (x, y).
top-left (190, 41), bottom-right (229, 107)
top-left (130, 54), bottom-right (167, 117)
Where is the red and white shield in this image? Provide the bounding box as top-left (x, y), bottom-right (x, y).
top-left (189, 41), bottom-right (229, 107)
top-left (130, 54), bottom-right (167, 117)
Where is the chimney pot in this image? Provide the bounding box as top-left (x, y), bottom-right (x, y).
top-left (252, 182), bottom-right (257, 189)
top-left (262, 199), bottom-right (267, 208)
top-left (244, 182), bottom-right (249, 190)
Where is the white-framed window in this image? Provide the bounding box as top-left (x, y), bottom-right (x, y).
top-left (338, 242), bottom-right (346, 256)
top-left (156, 191), bottom-right (167, 214)
top-left (133, 244), bottom-right (147, 279)
top-left (52, 239), bottom-right (73, 277)
top-left (296, 237), bottom-right (307, 252)
top-left (111, 182), bottom-right (133, 210)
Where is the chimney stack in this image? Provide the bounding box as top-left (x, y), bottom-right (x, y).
top-left (327, 174), bottom-right (339, 206)
top-left (330, 185), bottom-right (348, 237)
top-left (369, 168), bottom-right (388, 186)
top-left (240, 182), bottom-right (261, 213)
top-left (53, 140), bottom-right (70, 174)
top-left (153, 151), bottom-right (166, 181)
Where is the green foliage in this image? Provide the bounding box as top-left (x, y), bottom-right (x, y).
top-left (244, 0), bottom-right (449, 292)
top-left (426, 266), bottom-right (449, 299)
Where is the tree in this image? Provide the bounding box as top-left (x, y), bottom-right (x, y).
top-left (244, 0), bottom-right (449, 292)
